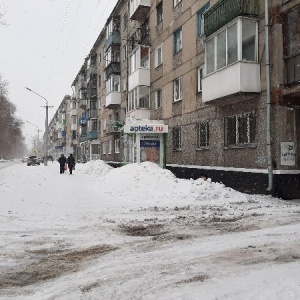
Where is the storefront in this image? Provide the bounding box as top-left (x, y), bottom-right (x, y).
top-left (123, 120), bottom-right (168, 167)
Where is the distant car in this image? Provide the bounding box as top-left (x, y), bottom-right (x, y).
top-left (27, 156), bottom-right (40, 166)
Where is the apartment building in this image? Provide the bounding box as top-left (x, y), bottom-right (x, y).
top-left (51, 0), bottom-right (299, 199)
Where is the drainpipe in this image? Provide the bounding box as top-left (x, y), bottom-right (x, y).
top-left (265, 0), bottom-right (273, 192)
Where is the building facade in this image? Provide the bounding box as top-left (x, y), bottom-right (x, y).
top-left (48, 0), bottom-right (300, 199)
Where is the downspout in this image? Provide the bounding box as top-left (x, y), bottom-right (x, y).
top-left (265, 0), bottom-right (273, 192)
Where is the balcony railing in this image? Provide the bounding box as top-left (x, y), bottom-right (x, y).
top-left (105, 62), bottom-right (121, 78)
top-left (106, 122), bottom-right (122, 134)
top-left (285, 53), bottom-right (300, 85)
top-left (130, 0), bottom-right (151, 21)
top-left (86, 65), bottom-right (97, 81)
top-left (105, 32), bottom-right (121, 51)
top-left (87, 130), bottom-right (98, 140)
top-left (204, 0), bottom-right (259, 36)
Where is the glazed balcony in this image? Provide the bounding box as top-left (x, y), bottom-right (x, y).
top-left (129, 0), bottom-right (150, 21)
top-left (204, 0), bottom-right (259, 36)
top-left (105, 91), bottom-right (121, 108)
top-left (105, 62), bottom-right (121, 78)
top-left (87, 108), bottom-right (97, 119)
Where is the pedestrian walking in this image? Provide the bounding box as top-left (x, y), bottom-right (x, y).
top-left (67, 153), bottom-right (76, 175)
top-left (58, 154), bottom-right (67, 174)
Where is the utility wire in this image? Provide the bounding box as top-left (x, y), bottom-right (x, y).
top-left (46, 0), bottom-right (71, 96)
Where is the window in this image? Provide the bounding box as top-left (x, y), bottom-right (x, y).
top-left (115, 139), bottom-right (120, 153)
top-left (197, 66), bottom-right (203, 92)
top-left (155, 89), bottom-right (162, 109)
top-left (173, 0), bottom-right (181, 7)
top-left (155, 44), bottom-right (163, 67)
top-left (123, 44), bottom-right (127, 61)
top-left (103, 118), bottom-right (106, 131)
top-left (128, 86), bottom-right (150, 111)
top-left (123, 77), bottom-right (127, 91)
top-left (108, 140), bottom-right (113, 154)
top-left (196, 2), bottom-right (210, 36)
top-left (173, 77), bottom-right (182, 102)
top-left (196, 121), bottom-right (209, 148)
top-left (172, 126), bottom-right (182, 150)
top-left (224, 111), bottom-right (256, 147)
top-left (98, 75), bottom-right (101, 87)
top-left (102, 142), bottom-right (106, 154)
top-left (72, 116), bottom-right (77, 124)
top-left (123, 13), bottom-right (128, 31)
top-left (206, 19), bottom-right (257, 75)
top-left (156, 2), bottom-right (163, 25)
top-left (106, 75), bottom-right (120, 94)
top-left (173, 27), bottom-right (182, 54)
top-left (283, 7), bottom-right (300, 84)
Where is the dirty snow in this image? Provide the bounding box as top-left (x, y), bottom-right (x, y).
top-left (0, 160), bottom-right (300, 300)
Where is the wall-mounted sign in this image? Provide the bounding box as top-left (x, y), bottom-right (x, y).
top-left (124, 124), bottom-right (168, 133)
top-left (281, 142), bottom-right (296, 166)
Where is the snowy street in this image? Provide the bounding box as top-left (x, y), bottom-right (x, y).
top-left (1, 161), bottom-right (300, 299)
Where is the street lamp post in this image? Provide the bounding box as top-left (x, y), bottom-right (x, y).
top-left (25, 87), bottom-right (52, 166)
top-left (26, 121), bottom-right (41, 157)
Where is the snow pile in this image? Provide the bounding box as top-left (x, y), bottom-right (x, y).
top-left (76, 160), bottom-right (113, 177)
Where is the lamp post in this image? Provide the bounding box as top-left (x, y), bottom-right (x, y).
top-left (25, 87), bottom-right (52, 166)
top-left (26, 121), bottom-right (41, 157)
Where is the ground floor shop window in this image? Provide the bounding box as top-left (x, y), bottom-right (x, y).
top-left (224, 111), bottom-right (256, 147)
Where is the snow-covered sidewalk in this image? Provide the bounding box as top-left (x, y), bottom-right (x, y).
top-left (0, 161), bottom-right (300, 299)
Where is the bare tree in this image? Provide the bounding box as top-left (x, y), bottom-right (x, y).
top-left (0, 75), bottom-right (27, 158)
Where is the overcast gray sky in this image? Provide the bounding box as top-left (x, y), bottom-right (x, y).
top-left (0, 0), bottom-right (118, 147)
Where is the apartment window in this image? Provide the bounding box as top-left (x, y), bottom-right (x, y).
top-left (283, 7), bottom-right (300, 84)
top-left (173, 77), bottom-right (182, 102)
top-left (72, 116), bottom-right (77, 124)
top-left (197, 66), bottom-right (203, 92)
top-left (206, 19), bottom-right (257, 75)
top-left (225, 111), bottom-right (256, 147)
top-left (98, 75), bottom-right (101, 87)
top-left (106, 75), bottom-right (120, 94)
top-left (172, 126), bottom-right (182, 151)
top-left (123, 77), bottom-right (127, 91)
top-left (91, 121), bottom-right (97, 131)
top-left (196, 121), bottom-right (209, 148)
top-left (123, 13), bottom-right (128, 31)
top-left (196, 2), bottom-right (210, 37)
top-left (155, 44), bottom-right (163, 67)
top-left (99, 53), bottom-right (101, 65)
top-left (174, 0), bottom-right (182, 7)
top-left (123, 44), bottom-right (127, 61)
top-left (173, 27), bottom-right (182, 54)
top-left (102, 142), bottom-right (106, 154)
top-left (115, 139), bottom-right (120, 153)
top-left (108, 140), bottom-right (113, 154)
top-left (128, 86), bottom-right (150, 111)
top-left (155, 89), bottom-right (162, 109)
top-left (103, 118), bottom-right (106, 131)
top-left (129, 46), bottom-right (150, 74)
top-left (156, 2), bottom-right (163, 25)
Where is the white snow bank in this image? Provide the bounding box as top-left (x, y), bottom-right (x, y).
top-left (76, 160), bottom-right (113, 177)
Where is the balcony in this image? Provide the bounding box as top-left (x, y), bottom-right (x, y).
top-left (87, 130), bottom-right (98, 140)
top-left (86, 65), bottom-right (97, 82)
top-left (126, 108), bottom-right (150, 120)
top-left (106, 122), bottom-right (122, 134)
top-left (105, 62), bottom-right (120, 78)
top-left (87, 109), bottom-right (97, 119)
top-left (202, 62), bottom-right (261, 103)
top-left (130, 0), bottom-right (151, 21)
top-left (79, 99), bottom-right (87, 109)
top-left (105, 91), bottom-right (121, 108)
top-left (79, 79), bottom-right (87, 90)
top-left (79, 118), bottom-right (87, 125)
top-left (204, 0), bottom-right (259, 36)
top-left (285, 54), bottom-right (300, 86)
top-left (71, 124), bottom-right (77, 131)
top-left (71, 108), bottom-right (77, 116)
top-left (105, 31), bottom-right (120, 51)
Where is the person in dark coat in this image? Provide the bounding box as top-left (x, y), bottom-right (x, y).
top-left (58, 154), bottom-right (67, 174)
top-left (67, 153), bottom-right (76, 175)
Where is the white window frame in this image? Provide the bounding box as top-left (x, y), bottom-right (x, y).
top-left (106, 75), bottom-right (120, 94)
top-left (115, 139), bottom-right (120, 153)
top-left (108, 140), bottom-right (113, 154)
top-left (173, 77), bottom-right (183, 102)
top-left (155, 44), bottom-right (163, 67)
top-left (173, 0), bottom-right (182, 7)
top-left (102, 143), bottom-right (106, 155)
top-left (197, 66), bottom-right (203, 92)
top-left (173, 27), bottom-right (182, 54)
